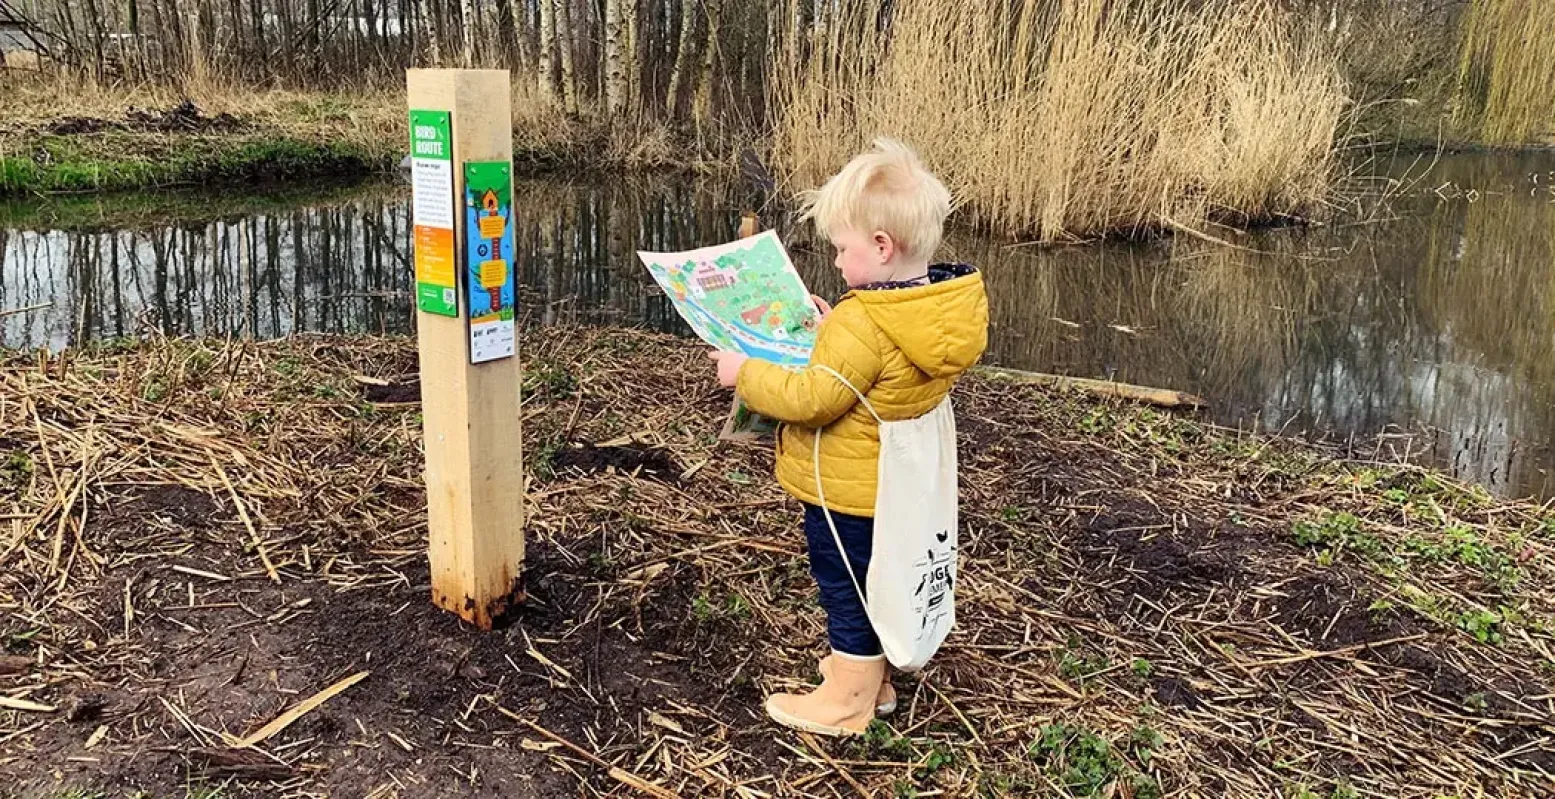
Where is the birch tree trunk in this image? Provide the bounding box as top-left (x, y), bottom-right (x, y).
top-left (665, 0), bottom-right (698, 116)
top-left (459, 0), bottom-right (476, 66)
top-left (693, 0), bottom-right (720, 127)
top-left (788, 0), bottom-right (802, 62)
top-left (417, 0), bottom-right (439, 64)
top-left (625, 0), bottom-right (639, 116)
top-left (603, 0), bottom-right (625, 115)
top-left (538, 0), bottom-right (558, 103)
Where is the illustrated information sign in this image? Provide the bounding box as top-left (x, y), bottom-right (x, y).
top-left (409, 109), bottom-right (457, 317)
top-left (463, 161), bottom-right (517, 364)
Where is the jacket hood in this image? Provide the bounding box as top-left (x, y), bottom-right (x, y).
top-left (847, 264), bottom-right (988, 379)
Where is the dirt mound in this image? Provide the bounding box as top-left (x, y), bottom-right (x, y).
top-left (42, 100), bottom-right (247, 136)
top-left (126, 100), bottom-right (246, 133)
top-left (45, 117), bottom-right (118, 135)
top-left (360, 378), bottom-right (420, 404)
top-left (551, 442), bottom-right (680, 481)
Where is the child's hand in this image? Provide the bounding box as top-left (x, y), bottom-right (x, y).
top-left (708, 350), bottom-right (749, 387)
top-left (810, 294), bottom-right (833, 319)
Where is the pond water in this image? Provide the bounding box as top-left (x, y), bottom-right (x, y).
top-left (3, 153), bottom-right (1553, 499)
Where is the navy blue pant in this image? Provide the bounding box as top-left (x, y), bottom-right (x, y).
top-left (802, 503), bottom-right (882, 657)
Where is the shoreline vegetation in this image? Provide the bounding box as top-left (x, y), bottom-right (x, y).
top-left (2, 329), bottom-right (1553, 796)
top-left (1, 0), bottom-right (1552, 240)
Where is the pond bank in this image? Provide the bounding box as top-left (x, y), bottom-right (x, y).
top-left (0, 84), bottom-right (708, 198)
top-left (3, 329), bottom-right (1552, 797)
top-left (3, 78), bottom-right (1551, 246)
top-left (0, 87), bottom-right (400, 196)
top-left (9, 160), bottom-right (1553, 500)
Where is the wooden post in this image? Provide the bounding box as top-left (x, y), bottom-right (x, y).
top-left (407, 69), bottom-right (525, 629)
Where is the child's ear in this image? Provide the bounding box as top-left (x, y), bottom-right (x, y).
top-left (873, 231), bottom-right (895, 264)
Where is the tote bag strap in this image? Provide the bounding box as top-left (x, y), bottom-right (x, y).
top-left (812, 365), bottom-right (883, 423)
top-left (810, 365), bottom-right (879, 616)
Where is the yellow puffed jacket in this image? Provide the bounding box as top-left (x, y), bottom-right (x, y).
top-left (736, 264), bottom-right (989, 517)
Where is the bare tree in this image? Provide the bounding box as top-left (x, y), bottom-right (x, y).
top-left (693, 0), bottom-right (721, 126)
top-left (506, 0), bottom-right (530, 71)
top-left (603, 0), bottom-right (625, 115)
top-left (556, 0), bottom-right (578, 113)
top-left (665, 0), bottom-right (698, 116)
top-left (538, 0), bottom-right (558, 103)
top-left (624, 0), bottom-right (639, 115)
top-left (13, 0), bottom-right (778, 137)
top-left (459, 0), bottom-right (474, 66)
top-left (419, 0), bottom-right (441, 64)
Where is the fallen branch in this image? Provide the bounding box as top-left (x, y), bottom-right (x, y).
top-left (1158, 214), bottom-right (1260, 253)
top-left (974, 365), bottom-right (1206, 408)
top-left (0, 302), bottom-right (52, 319)
top-left (237, 671), bottom-right (369, 747)
top-left (1158, 214), bottom-right (1336, 262)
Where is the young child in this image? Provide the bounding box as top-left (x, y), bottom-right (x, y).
top-left (709, 138), bottom-right (988, 736)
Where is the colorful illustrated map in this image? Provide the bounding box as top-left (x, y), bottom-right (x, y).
top-left (639, 231), bottom-right (820, 367)
top-left (638, 231), bottom-right (820, 437)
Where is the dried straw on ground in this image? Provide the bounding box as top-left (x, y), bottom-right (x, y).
top-left (1, 328), bottom-right (1552, 797)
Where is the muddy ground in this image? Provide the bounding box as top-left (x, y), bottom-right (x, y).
top-left (39, 101), bottom-right (248, 137)
top-left (2, 329), bottom-right (1553, 798)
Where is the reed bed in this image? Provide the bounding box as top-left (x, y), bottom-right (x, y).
top-left (771, 0), bottom-right (1348, 242)
top-left (1456, 0), bottom-right (1555, 145)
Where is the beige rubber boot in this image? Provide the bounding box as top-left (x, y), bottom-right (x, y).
top-left (819, 654), bottom-right (896, 716)
top-left (766, 652), bottom-right (885, 737)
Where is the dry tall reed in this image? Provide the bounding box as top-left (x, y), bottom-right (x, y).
top-left (771, 0), bottom-right (1349, 242)
top-left (1455, 0), bottom-right (1555, 145)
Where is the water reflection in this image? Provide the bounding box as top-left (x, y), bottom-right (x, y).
top-left (0, 184), bottom-right (413, 348)
top-left (940, 152), bottom-right (1555, 499)
top-left (1, 156), bottom-right (1552, 499)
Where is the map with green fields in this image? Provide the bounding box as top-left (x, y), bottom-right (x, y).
top-left (639, 231), bottom-right (821, 438)
top-left (638, 231), bottom-right (820, 368)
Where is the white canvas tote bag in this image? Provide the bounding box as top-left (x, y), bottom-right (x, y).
top-left (812, 366), bottom-right (958, 671)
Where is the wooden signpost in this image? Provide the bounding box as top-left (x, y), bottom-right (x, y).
top-left (407, 69), bottom-right (525, 629)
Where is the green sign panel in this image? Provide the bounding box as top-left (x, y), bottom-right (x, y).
top-left (409, 109), bottom-right (457, 317)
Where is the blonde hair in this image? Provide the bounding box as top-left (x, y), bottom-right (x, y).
top-left (800, 138), bottom-right (952, 260)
